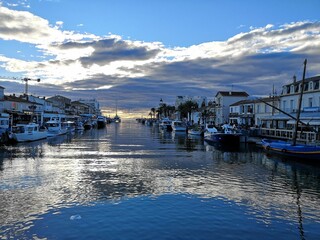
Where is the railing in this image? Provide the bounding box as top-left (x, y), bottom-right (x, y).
top-left (260, 128), bottom-right (319, 144)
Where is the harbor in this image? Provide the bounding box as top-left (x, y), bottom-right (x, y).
top-left (1, 120), bottom-right (320, 239)
top-left (1, 2), bottom-right (320, 239)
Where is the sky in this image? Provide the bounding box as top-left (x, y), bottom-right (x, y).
top-left (0, 0), bottom-right (320, 118)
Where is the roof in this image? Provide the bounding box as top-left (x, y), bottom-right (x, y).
top-left (230, 99), bottom-right (255, 106)
top-left (283, 75), bottom-right (320, 87)
top-left (215, 91), bottom-right (249, 97)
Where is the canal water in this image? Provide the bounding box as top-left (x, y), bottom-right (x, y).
top-left (1, 120), bottom-right (320, 240)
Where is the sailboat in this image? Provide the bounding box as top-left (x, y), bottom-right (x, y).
top-left (261, 59), bottom-right (320, 160)
top-left (113, 100), bottom-right (121, 123)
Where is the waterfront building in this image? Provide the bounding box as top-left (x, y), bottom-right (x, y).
top-left (78, 98), bottom-right (101, 115)
top-left (259, 75), bottom-right (320, 143)
top-left (70, 101), bottom-right (92, 115)
top-left (254, 96), bottom-right (280, 127)
top-left (229, 99), bottom-right (255, 126)
top-left (46, 95), bottom-right (72, 114)
top-left (215, 91), bottom-right (249, 125)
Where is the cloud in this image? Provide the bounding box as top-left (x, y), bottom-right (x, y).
top-left (1, 5), bottom-right (320, 115)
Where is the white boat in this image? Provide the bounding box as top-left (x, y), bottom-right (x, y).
top-left (114, 115), bottom-right (121, 123)
top-left (45, 119), bottom-right (67, 137)
top-left (188, 125), bottom-right (203, 136)
top-left (97, 116), bottom-right (106, 128)
top-left (171, 120), bottom-right (187, 132)
top-left (64, 121), bottom-right (76, 133)
top-left (11, 123), bottom-right (47, 142)
top-left (159, 118), bottom-right (172, 131)
top-left (0, 113), bottom-right (10, 135)
top-left (75, 121), bottom-right (84, 131)
top-left (203, 124), bottom-right (218, 138)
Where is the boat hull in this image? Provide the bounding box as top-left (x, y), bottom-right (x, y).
top-left (205, 133), bottom-right (241, 145)
top-left (261, 139), bottom-right (320, 160)
top-left (13, 132), bottom-right (47, 142)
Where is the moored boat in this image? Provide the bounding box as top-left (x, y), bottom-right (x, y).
top-left (188, 125), bottom-right (203, 136)
top-left (45, 119), bottom-right (67, 137)
top-left (204, 123), bottom-right (241, 145)
top-left (114, 114), bottom-right (121, 123)
top-left (64, 121), bottom-right (76, 133)
top-left (261, 59), bottom-right (320, 160)
top-left (171, 120), bottom-right (187, 132)
top-left (0, 113), bottom-right (10, 135)
top-left (11, 123), bottom-right (47, 142)
top-left (97, 115), bottom-right (106, 128)
top-left (261, 138), bottom-right (320, 160)
top-left (159, 118), bottom-right (172, 131)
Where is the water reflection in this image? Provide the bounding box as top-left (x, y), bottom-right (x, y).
top-left (1, 120), bottom-right (320, 239)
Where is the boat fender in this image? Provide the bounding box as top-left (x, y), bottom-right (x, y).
top-left (281, 149), bottom-right (287, 153)
top-left (266, 145), bottom-right (270, 151)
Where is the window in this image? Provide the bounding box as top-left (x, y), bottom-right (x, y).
top-left (308, 98), bottom-right (313, 107)
top-left (282, 100), bottom-right (287, 111)
top-left (309, 81), bottom-right (313, 91)
top-left (290, 85), bottom-right (294, 93)
top-left (315, 81), bottom-right (319, 90)
top-left (290, 100), bottom-right (295, 112)
top-left (286, 86), bottom-right (290, 94)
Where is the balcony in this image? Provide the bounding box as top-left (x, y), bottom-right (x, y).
top-left (260, 128), bottom-right (319, 144)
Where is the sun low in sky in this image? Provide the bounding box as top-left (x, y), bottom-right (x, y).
top-left (0, 0), bottom-right (320, 118)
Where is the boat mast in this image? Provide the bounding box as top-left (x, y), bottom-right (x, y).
top-left (292, 59), bottom-right (307, 146)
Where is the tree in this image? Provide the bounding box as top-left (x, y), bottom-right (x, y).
top-left (157, 104), bottom-right (175, 119)
top-left (178, 100), bottom-right (198, 120)
top-left (150, 107), bottom-right (156, 119)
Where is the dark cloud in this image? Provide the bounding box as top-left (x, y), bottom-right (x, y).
top-left (56, 38), bottom-right (160, 66)
top-left (2, 48), bottom-right (320, 116)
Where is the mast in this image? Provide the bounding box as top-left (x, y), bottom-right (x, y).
top-left (292, 59), bottom-right (307, 146)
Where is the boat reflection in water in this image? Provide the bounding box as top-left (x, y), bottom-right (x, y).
top-left (1, 120), bottom-right (320, 239)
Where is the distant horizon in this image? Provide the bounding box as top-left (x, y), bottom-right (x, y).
top-left (1, 0), bottom-right (320, 118)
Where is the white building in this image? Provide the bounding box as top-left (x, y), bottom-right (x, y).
top-left (259, 75), bottom-right (320, 142)
top-left (215, 91), bottom-right (249, 125)
top-left (78, 98), bottom-right (101, 115)
top-left (229, 99), bottom-right (255, 126)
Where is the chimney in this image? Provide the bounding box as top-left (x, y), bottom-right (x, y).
top-left (293, 75), bottom-right (296, 83)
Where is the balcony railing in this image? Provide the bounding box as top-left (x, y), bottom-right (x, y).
top-left (260, 128), bottom-right (319, 144)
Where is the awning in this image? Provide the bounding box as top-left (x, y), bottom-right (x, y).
top-left (287, 119), bottom-right (320, 125)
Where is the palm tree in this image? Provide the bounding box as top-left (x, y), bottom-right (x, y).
top-left (150, 107), bottom-right (156, 119)
top-left (178, 100), bottom-right (198, 120)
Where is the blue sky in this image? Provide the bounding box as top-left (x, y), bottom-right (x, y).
top-left (0, 0), bottom-right (320, 117)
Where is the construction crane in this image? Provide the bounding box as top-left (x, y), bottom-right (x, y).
top-left (0, 76), bottom-right (40, 95)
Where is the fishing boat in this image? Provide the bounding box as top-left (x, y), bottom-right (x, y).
top-left (11, 123), bottom-right (47, 142)
top-left (97, 115), bottom-right (106, 128)
top-left (188, 125), bottom-right (203, 136)
top-left (261, 59), bottom-right (320, 160)
top-left (171, 120), bottom-right (187, 132)
top-left (0, 113), bottom-right (10, 135)
top-left (113, 100), bottom-right (121, 123)
top-left (159, 118), bottom-right (172, 131)
top-left (64, 121), bottom-right (76, 133)
top-left (113, 114), bottom-right (121, 123)
top-left (261, 139), bottom-right (320, 160)
top-left (45, 119), bottom-right (67, 137)
top-left (204, 123), bottom-right (241, 145)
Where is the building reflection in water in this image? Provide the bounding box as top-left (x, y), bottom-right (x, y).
top-left (0, 121), bottom-right (320, 238)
